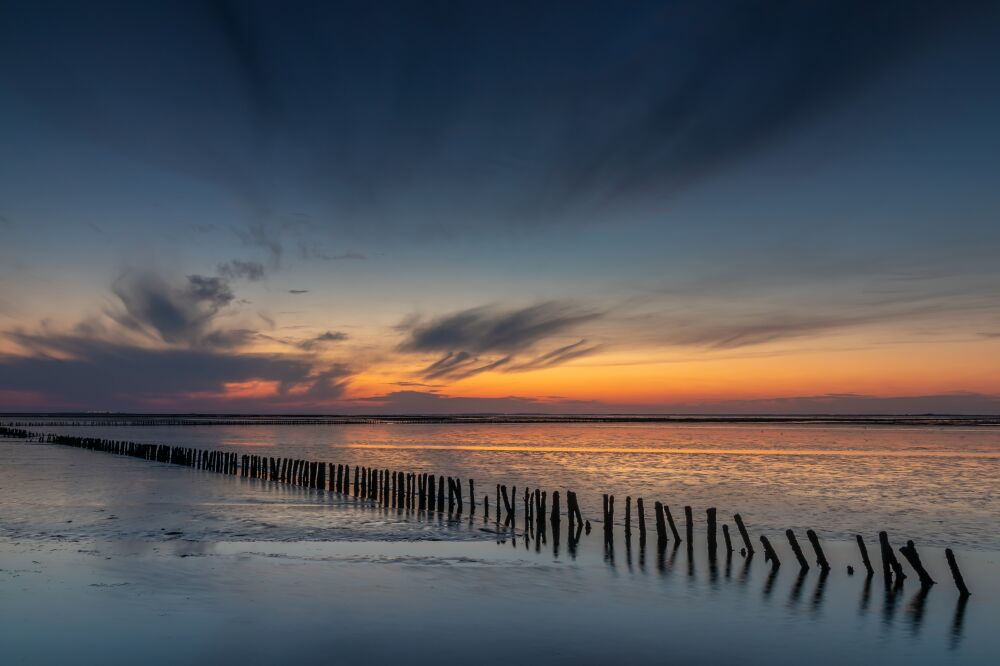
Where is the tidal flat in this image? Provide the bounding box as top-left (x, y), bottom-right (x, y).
top-left (1, 422), bottom-right (998, 664)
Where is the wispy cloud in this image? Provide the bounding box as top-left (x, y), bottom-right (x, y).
top-left (400, 302), bottom-right (601, 380)
top-left (297, 330), bottom-right (349, 351)
top-left (218, 259), bottom-right (266, 281)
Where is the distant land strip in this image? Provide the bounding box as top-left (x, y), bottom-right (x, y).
top-left (2, 414), bottom-right (1000, 427)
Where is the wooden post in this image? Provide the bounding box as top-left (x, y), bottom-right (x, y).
top-left (551, 491), bottom-right (561, 525)
top-left (856, 535), bottom-right (874, 575)
top-left (722, 524), bottom-right (733, 552)
top-left (806, 529), bottom-right (831, 571)
top-left (945, 548), bottom-right (971, 597)
top-left (500, 485), bottom-right (513, 526)
top-left (654, 501), bottom-right (667, 542)
top-left (468, 479), bottom-right (475, 514)
top-left (786, 529), bottom-right (809, 570)
top-left (707, 507), bottom-right (717, 552)
top-left (625, 496), bottom-right (632, 538)
top-left (437, 474), bottom-right (445, 511)
top-left (878, 531), bottom-right (906, 583)
top-left (734, 514), bottom-right (754, 555)
top-left (666, 505), bottom-right (682, 542)
top-left (428, 474), bottom-right (436, 512)
top-left (637, 498), bottom-right (646, 540)
top-left (899, 540), bottom-right (935, 587)
top-left (684, 505), bottom-right (693, 543)
top-left (760, 535), bottom-right (780, 566)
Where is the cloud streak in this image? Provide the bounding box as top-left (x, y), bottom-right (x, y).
top-left (400, 302), bottom-right (601, 380)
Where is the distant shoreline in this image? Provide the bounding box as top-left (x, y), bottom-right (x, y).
top-left (2, 413), bottom-right (999, 426)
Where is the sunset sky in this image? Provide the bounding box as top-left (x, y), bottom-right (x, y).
top-left (2, 1), bottom-right (1000, 413)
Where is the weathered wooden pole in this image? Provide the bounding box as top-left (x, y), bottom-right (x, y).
top-left (684, 505), bottom-right (693, 543)
top-left (654, 501), bottom-right (667, 542)
top-left (666, 505), bottom-right (682, 542)
top-left (760, 535), bottom-right (781, 566)
top-left (899, 540), bottom-right (935, 587)
top-left (428, 474), bottom-right (437, 511)
top-left (551, 491), bottom-right (561, 525)
top-left (636, 497), bottom-right (646, 541)
top-left (500, 485), bottom-right (513, 526)
top-left (734, 513), bottom-right (754, 555)
top-left (706, 508), bottom-right (717, 553)
top-left (625, 496), bottom-right (632, 538)
top-left (878, 531), bottom-right (906, 583)
top-left (786, 529), bottom-right (810, 570)
top-left (806, 530), bottom-right (831, 571)
top-left (945, 548), bottom-right (970, 597)
top-left (468, 479), bottom-right (475, 514)
top-left (855, 535), bottom-right (874, 575)
top-left (437, 474), bottom-right (445, 511)
top-left (722, 524), bottom-right (733, 553)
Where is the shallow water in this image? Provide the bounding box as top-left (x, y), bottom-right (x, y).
top-left (1, 439), bottom-right (998, 665)
top-left (13, 419), bottom-right (1000, 551)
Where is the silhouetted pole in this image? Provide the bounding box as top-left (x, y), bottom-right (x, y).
top-left (786, 529), bottom-right (809, 570)
top-left (636, 497), bottom-right (646, 541)
top-left (666, 505), bottom-right (681, 542)
top-left (806, 530), bottom-right (831, 571)
top-left (945, 548), bottom-right (970, 597)
top-left (899, 540), bottom-right (935, 587)
top-left (722, 524), bottom-right (733, 553)
top-left (760, 535), bottom-right (781, 567)
top-left (684, 505), bottom-right (693, 543)
top-left (706, 507), bottom-right (717, 553)
top-left (654, 501), bottom-right (667, 542)
top-left (734, 513), bottom-right (754, 555)
top-left (878, 531), bottom-right (906, 584)
top-left (856, 535), bottom-right (874, 575)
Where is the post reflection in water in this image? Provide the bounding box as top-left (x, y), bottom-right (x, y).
top-left (789, 569), bottom-right (808, 608)
top-left (859, 573), bottom-right (874, 616)
top-left (906, 586), bottom-right (930, 637)
top-left (810, 569), bottom-right (829, 616)
top-left (950, 595), bottom-right (969, 650)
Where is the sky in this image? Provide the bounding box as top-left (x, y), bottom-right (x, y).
top-left (2, 0), bottom-right (1000, 414)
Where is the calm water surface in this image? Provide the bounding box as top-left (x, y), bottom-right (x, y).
top-left (18, 420), bottom-right (1000, 551)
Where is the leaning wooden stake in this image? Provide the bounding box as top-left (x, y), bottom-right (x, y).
top-left (856, 535), bottom-right (874, 575)
top-left (786, 529), bottom-right (810, 570)
top-left (806, 529), bottom-right (831, 571)
top-left (734, 513), bottom-right (754, 555)
top-left (945, 548), bottom-right (970, 597)
top-left (899, 540), bottom-right (935, 587)
top-left (722, 524), bottom-right (733, 553)
top-left (878, 531), bottom-right (906, 583)
top-left (760, 535), bottom-right (781, 567)
top-left (665, 505), bottom-right (682, 542)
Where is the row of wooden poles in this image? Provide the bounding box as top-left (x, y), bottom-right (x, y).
top-left (0, 426), bottom-right (970, 597)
